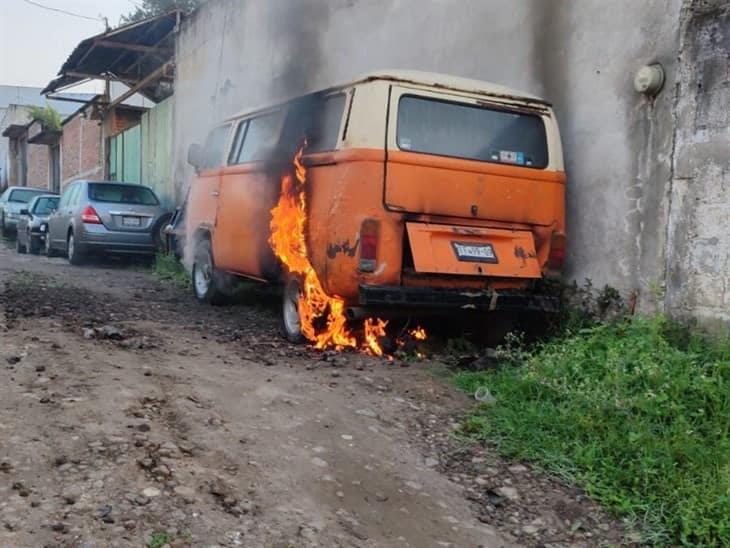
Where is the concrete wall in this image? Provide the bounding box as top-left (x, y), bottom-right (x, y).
top-left (170, 0), bottom-right (728, 323)
top-left (61, 109), bottom-right (103, 189)
top-left (665, 1), bottom-right (730, 326)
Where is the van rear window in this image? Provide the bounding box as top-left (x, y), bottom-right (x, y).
top-left (396, 96), bottom-right (548, 169)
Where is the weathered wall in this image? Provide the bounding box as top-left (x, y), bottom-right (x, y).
top-left (141, 97), bottom-right (174, 207)
top-left (665, 1), bottom-right (730, 326)
top-left (170, 0), bottom-right (729, 323)
top-left (61, 109), bottom-right (103, 189)
top-left (25, 142), bottom-right (49, 189)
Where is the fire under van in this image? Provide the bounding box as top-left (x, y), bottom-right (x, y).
top-left (186, 70), bottom-right (566, 342)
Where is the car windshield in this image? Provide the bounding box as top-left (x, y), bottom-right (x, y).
top-left (8, 189), bottom-right (45, 203)
top-left (32, 197), bottom-right (59, 215)
top-left (88, 183), bottom-right (159, 206)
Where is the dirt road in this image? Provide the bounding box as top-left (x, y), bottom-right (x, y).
top-left (0, 242), bottom-right (622, 547)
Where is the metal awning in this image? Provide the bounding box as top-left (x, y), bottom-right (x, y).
top-left (42, 11), bottom-right (183, 102)
top-left (1, 124), bottom-right (26, 139)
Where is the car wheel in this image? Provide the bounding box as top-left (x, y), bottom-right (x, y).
top-left (152, 213), bottom-right (173, 254)
top-left (280, 276), bottom-right (306, 343)
top-left (192, 238), bottom-right (227, 305)
top-left (67, 232), bottom-right (85, 266)
top-left (28, 235), bottom-right (41, 255)
top-left (15, 234), bottom-right (26, 254)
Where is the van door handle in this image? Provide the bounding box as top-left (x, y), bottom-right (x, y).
top-left (210, 191), bottom-right (219, 197)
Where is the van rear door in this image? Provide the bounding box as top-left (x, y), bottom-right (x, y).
top-left (384, 86), bottom-right (564, 226)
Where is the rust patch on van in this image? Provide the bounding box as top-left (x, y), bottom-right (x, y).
top-left (327, 238), bottom-right (360, 259)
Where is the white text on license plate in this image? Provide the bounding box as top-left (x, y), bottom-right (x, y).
top-left (122, 216), bottom-right (141, 227)
top-left (451, 241), bottom-right (498, 263)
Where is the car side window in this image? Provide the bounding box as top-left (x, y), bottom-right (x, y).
top-left (71, 184), bottom-right (84, 206)
top-left (59, 184), bottom-right (76, 209)
top-left (0, 188), bottom-right (9, 202)
top-left (307, 94), bottom-right (347, 153)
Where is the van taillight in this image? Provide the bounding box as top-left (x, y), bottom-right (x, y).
top-left (359, 219), bottom-right (379, 272)
top-left (81, 205), bottom-right (102, 224)
top-left (547, 232), bottom-right (566, 273)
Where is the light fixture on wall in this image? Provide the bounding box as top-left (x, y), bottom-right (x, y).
top-left (634, 63), bottom-right (665, 96)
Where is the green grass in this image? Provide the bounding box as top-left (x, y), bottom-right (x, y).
top-left (453, 315), bottom-right (729, 545)
top-left (148, 531), bottom-right (173, 548)
top-left (154, 252), bottom-right (191, 289)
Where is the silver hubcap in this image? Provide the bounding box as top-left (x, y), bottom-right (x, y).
top-left (283, 280), bottom-right (302, 337)
top-left (193, 257), bottom-right (211, 297)
top-left (67, 235), bottom-right (74, 260)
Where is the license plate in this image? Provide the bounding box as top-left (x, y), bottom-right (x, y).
top-left (451, 241), bottom-right (498, 263)
top-left (122, 216), bottom-right (141, 227)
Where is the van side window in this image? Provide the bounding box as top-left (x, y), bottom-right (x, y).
top-left (227, 120), bottom-right (249, 165)
top-left (233, 111), bottom-right (283, 164)
top-left (201, 124), bottom-right (231, 169)
top-left (307, 94), bottom-right (346, 153)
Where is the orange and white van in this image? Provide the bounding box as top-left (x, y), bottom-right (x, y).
top-left (186, 71), bottom-right (565, 341)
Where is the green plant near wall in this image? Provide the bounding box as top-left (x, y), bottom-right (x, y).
top-left (28, 105), bottom-right (62, 132)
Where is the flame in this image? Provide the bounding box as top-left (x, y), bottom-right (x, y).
top-left (269, 144), bottom-right (385, 355)
top-left (364, 318), bottom-right (388, 356)
top-left (410, 326), bottom-right (427, 340)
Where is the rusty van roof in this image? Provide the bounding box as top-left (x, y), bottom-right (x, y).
top-left (225, 70), bottom-right (550, 122)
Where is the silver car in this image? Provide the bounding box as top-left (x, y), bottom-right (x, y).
top-left (0, 186), bottom-right (49, 237)
top-left (46, 180), bottom-right (171, 265)
top-left (15, 194), bottom-right (60, 254)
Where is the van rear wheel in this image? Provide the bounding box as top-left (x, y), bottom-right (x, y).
top-left (192, 238), bottom-right (227, 305)
top-left (280, 276), bottom-right (305, 344)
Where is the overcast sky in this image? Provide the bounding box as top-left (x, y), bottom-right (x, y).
top-left (0, 0), bottom-right (135, 90)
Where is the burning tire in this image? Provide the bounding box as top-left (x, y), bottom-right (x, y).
top-left (192, 237), bottom-right (227, 305)
top-left (280, 276), bottom-right (305, 343)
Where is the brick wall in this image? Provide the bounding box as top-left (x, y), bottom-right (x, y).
top-left (61, 110), bottom-right (103, 189)
top-left (26, 143), bottom-right (49, 189)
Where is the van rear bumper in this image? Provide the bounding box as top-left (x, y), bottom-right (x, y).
top-left (358, 284), bottom-right (559, 313)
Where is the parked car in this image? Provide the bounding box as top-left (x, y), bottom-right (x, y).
top-left (185, 70), bottom-right (566, 342)
top-left (15, 194), bottom-right (60, 254)
top-left (0, 186), bottom-right (49, 237)
top-left (45, 180), bottom-right (171, 265)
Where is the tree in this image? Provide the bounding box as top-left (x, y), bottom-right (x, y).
top-left (121, 0), bottom-right (201, 24)
top-left (28, 106), bottom-right (62, 132)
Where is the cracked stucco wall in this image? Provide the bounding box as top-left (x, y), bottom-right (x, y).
top-left (666, 0), bottom-right (730, 326)
top-left (171, 0), bottom-right (729, 325)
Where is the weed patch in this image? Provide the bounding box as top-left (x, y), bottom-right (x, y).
top-left (154, 253), bottom-right (190, 289)
top-left (453, 315), bottom-right (729, 545)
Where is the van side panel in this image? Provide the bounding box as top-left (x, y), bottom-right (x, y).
top-left (307, 148), bottom-right (401, 302)
top-left (213, 164), bottom-right (278, 279)
top-left (186, 169), bottom-right (221, 239)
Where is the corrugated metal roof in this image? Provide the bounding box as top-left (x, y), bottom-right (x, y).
top-left (42, 11), bottom-right (182, 101)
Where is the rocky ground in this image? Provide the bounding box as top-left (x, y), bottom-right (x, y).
top-left (0, 240), bottom-right (627, 547)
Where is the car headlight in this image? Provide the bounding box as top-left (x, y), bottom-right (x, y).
top-left (40, 224), bottom-right (47, 232)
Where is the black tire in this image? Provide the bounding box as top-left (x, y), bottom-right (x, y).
top-left (191, 237), bottom-right (227, 305)
top-left (15, 234), bottom-right (26, 254)
top-left (280, 276), bottom-right (306, 344)
top-left (152, 213), bottom-right (173, 254)
top-left (67, 231), bottom-right (85, 266)
top-left (0, 215), bottom-right (9, 238)
top-left (28, 235), bottom-right (41, 255)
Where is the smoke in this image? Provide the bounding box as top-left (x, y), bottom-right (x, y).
top-left (180, 0), bottom-right (332, 282)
